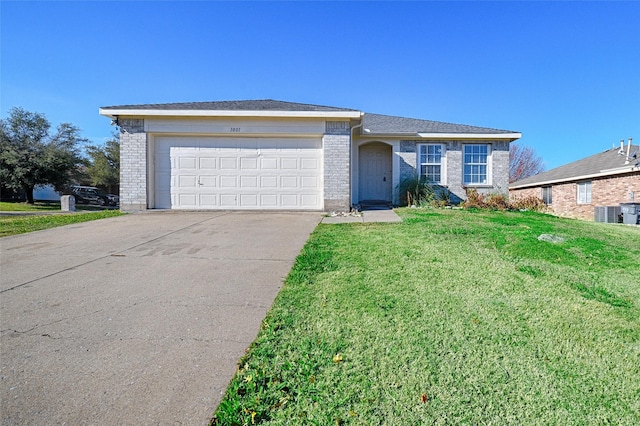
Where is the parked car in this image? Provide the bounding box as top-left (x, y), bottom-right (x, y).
top-left (106, 194), bottom-right (120, 206)
top-left (70, 186), bottom-right (111, 206)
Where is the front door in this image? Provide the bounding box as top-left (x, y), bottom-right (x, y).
top-left (359, 142), bottom-right (392, 202)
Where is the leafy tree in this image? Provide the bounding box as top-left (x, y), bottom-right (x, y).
top-left (509, 143), bottom-right (545, 183)
top-left (85, 134), bottom-right (120, 194)
top-left (0, 107), bottom-right (86, 203)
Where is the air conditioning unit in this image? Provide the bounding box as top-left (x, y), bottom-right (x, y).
top-left (594, 206), bottom-right (622, 223)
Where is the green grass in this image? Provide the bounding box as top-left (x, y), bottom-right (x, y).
top-left (0, 201), bottom-right (114, 212)
top-left (0, 201), bottom-right (65, 211)
top-left (0, 210), bottom-right (124, 237)
top-left (212, 209), bottom-right (640, 425)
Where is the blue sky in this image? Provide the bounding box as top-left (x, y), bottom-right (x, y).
top-left (2, 1), bottom-right (639, 170)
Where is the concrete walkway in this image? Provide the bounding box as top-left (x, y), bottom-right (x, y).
top-left (0, 211), bottom-right (320, 425)
top-left (321, 208), bottom-right (402, 224)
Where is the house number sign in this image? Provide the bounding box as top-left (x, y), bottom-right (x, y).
top-left (230, 127), bottom-right (241, 132)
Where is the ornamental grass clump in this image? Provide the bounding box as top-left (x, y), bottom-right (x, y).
top-left (397, 175), bottom-right (434, 207)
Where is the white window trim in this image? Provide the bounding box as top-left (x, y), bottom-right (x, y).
top-left (577, 181), bottom-right (592, 204)
top-left (462, 143), bottom-right (492, 186)
top-left (417, 143), bottom-right (447, 185)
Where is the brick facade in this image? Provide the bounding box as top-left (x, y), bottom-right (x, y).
top-left (510, 172), bottom-right (640, 221)
top-left (323, 121), bottom-right (351, 211)
top-left (397, 139), bottom-right (510, 203)
top-left (119, 119), bottom-right (147, 211)
top-left (116, 116), bottom-right (513, 212)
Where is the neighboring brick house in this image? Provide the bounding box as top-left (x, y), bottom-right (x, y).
top-left (99, 100), bottom-right (521, 212)
top-left (510, 144), bottom-right (640, 221)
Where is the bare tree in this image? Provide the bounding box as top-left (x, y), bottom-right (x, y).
top-left (509, 143), bottom-right (544, 183)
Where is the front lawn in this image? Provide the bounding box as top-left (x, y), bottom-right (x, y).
top-left (0, 201), bottom-right (116, 212)
top-left (213, 209), bottom-right (640, 425)
top-left (0, 210), bottom-right (124, 237)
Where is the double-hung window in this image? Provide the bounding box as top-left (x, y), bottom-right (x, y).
top-left (418, 144), bottom-right (444, 184)
top-left (463, 144), bottom-right (489, 185)
top-left (577, 181), bottom-right (592, 204)
top-left (542, 186), bottom-right (552, 205)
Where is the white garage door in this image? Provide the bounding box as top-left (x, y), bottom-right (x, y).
top-left (154, 136), bottom-right (323, 210)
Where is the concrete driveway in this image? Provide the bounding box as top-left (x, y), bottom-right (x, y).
top-left (0, 211), bottom-right (320, 425)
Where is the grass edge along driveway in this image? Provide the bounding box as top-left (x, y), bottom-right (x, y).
top-left (212, 208), bottom-right (640, 425)
top-left (0, 210), bottom-right (124, 237)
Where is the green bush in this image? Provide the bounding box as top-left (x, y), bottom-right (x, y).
top-left (397, 175), bottom-right (434, 207)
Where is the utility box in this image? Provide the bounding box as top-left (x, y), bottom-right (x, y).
top-left (594, 206), bottom-right (622, 223)
top-left (620, 203), bottom-right (640, 225)
top-left (61, 195), bottom-right (76, 212)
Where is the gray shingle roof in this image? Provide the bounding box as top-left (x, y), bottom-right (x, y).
top-left (100, 99), bottom-right (519, 136)
top-left (100, 99), bottom-right (358, 112)
top-left (362, 113), bottom-right (517, 134)
top-left (511, 144), bottom-right (640, 188)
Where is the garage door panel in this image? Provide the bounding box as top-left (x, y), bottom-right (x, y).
top-left (220, 194), bottom-right (238, 207)
top-left (301, 176), bottom-right (319, 188)
top-left (280, 158), bottom-right (298, 169)
top-left (178, 175), bottom-right (197, 189)
top-left (220, 158), bottom-right (238, 169)
top-left (301, 194), bottom-right (320, 207)
top-left (260, 176), bottom-right (278, 188)
top-left (301, 158), bottom-right (320, 170)
top-left (154, 137), bottom-right (323, 210)
top-left (281, 194), bottom-right (298, 206)
top-left (200, 194), bottom-right (218, 207)
top-left (240, 176), bottom-right (258, 188)
top-left (220, 176), bottom-right (237, 188)
top-left (179, 194), bottom-right (197, 207)
top-left (281, 176), bottom-right (298, 188)
top-left (240, 157), bottom-right (258, 169)
top-left (200, 176), bottom-right (217, 187)
top-left (260, 194), bottom-right (278, 206)
top-left (199, 158), bottom-right (217, 169)
top-left (240, 194), bottom-right (258, 206)
top-left (178, 157), bottom-right (197, 169)
top-left (261, 158), bottom-right (277, 169)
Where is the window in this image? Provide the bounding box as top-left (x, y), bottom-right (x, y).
top-left (418, 144), bottom-right (444, 184)
top-left (463, 144), bottom-right (489, 184)
top-left (542, 186), bottom-right (552, 204)
top-left (577, 181), bottom-right (592, 204)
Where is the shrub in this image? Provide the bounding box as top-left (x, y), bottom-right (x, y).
top-left (433, 187), bottom-right (452, 207)
top-left (510, 195), bottom-right (547, 212)
top-left (461, 187), bottom-right (486, 209)
top-left (398, 175), bottom-right (434, 207)
top-left (484, 193), bottom-right (510, 210)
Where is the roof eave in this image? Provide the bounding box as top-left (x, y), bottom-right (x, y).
top-left (417, 132), bottom-right (522, 141)
top-left (98, 108), bottom-right (362, 119)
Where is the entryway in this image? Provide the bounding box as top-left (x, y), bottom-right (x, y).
top-left (358, 142), bottom-right (392, 203)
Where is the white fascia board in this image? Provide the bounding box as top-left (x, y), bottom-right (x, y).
top-left (510, 166), bottom-right (640, 189)
top-left (417, 132), bottom-right (522, 140)
top-left (99, 108), bottom-right (362, 119)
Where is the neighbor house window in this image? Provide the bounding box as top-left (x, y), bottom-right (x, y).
top-left (542, 186), bottom-right (552, 204)
top-left (577, 181), bottom-right (592, 204)
top-left (418, 144), bottom-right (444, 184)
top-left (463, 144), bottom-right (490, 184)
